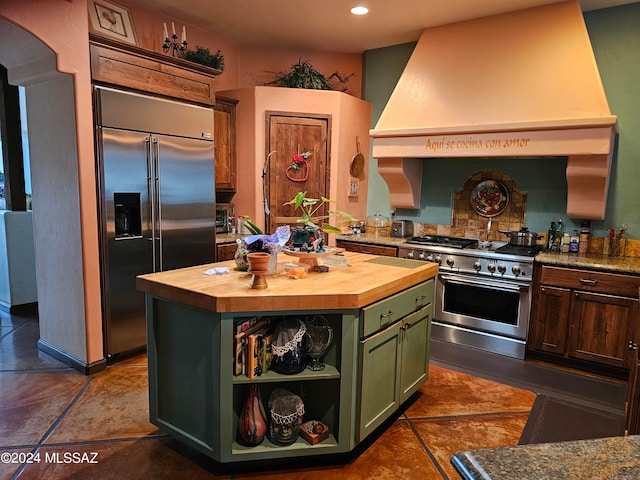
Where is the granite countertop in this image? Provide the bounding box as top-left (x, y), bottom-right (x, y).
top-left (338, 235), bottom-right (640, 276)
top-left (216, 233), bottom-right (244, 245)
top-left (535, 252), bottom-right (640, 275)
top-left (452, 435), bottom-right (640, 480)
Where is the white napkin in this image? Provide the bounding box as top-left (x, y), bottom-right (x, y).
top-left (204, 267), bottom-right (230, 275)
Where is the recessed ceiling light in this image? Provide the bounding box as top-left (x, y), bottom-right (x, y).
top-left (351, 6), bottom-right (369, 15)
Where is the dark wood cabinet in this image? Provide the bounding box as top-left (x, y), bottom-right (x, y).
top-left (626, 306), bottom-right (640, 434)
top-left (89, 36), bottom-right (220, 105)
top-left (336, 240), bottom-right (397, 257)
top-left (626, 286), bottom-right (640, 435)
top-left (567, 290), bottom-right (636, 368)
top-left (216, 242), bottom-right (237, 262)
top-left (532, 285), bottom-right (571, 355)
top-left (214, 97), bottom-right (238, 196)
top-left (529, 265), bottom-right (640, 372)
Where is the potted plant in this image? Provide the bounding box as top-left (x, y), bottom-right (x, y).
top-left (184, 47), bottom-right (225, 71)
top-left (284, 191), bottom-right (354, 249)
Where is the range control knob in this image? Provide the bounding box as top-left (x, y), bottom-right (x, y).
top-left (418, 252), bottom-right (426, 261)
top-left (473, 261), bottom-right (482, 271)
top-left (498, 264), bottom-right (507, 274)
top-left (446, 257), bottom-right (455, 267)
top-left (426, 255), bottom-right (434, 262)
top-left (512, 265), bottom-right (521, 276)
top-left (487, 263), bottom-right (496, 273)
top-left (406, 251), bottom-right (414, 259)
top-left (434, 256), bottom-right (442, 265)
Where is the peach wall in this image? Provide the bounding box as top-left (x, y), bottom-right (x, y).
top-left (0, 0), bottom-right (365, 367)
top-left (219, 87), bottom-right (371, 240)
top-left (1, 0), bottom-right (103, 364)
top-left (122, 1), bottom-right (362, 97)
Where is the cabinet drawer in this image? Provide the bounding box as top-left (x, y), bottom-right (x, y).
top-left (540, 266), bottom-right (640, 297)
top-left (337, 241), bottom-right (397, 257)
top-left (361, 280), bottom-right (433, 338)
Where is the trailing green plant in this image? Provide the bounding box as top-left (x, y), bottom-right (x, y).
top-left (265, 58), bottom-right (355, 91)
top-left (284, 191), bottom-right (354, 234)
top-left (185, 47), bottom-right (225, 71)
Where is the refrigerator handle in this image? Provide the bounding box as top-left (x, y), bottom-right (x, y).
top-left (153, 137), bottom-right (163, 272)
top-left (147, 137), bottom-right (158, 272)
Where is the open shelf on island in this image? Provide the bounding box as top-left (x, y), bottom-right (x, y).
top-left (231, 433), bottom-right (339, 456)
top-left (232, 365), bottom-right (340, 384)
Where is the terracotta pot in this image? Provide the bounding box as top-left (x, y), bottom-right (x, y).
top-left (247, 252), bottom-right (270, 272)
top-left (239, 384), bottom-right (267, 446)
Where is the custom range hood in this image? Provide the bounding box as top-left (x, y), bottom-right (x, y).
top-left (370, 0), bottom-right (617, 219)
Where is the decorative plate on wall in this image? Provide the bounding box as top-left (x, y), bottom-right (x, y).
top-left (470, 180), bottom-right (509, 217)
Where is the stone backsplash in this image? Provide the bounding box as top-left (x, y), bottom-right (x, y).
top-left (412, 169), bottom-right (640, 258)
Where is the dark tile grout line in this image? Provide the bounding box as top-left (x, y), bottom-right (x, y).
top-left (407, 409), bottom-right (534, 423)
top-left (401, 408), bottom-right (535, 479)
top-left (9, 375), bottom-right (95, 479)
top-left (3, 358), bottom-right (167, 479)
top-left (401, 415), bottom-right (451, 480)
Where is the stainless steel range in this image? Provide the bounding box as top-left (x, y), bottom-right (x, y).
top-left (398, 235), bottom-right (542, 359)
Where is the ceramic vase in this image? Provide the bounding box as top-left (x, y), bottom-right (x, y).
top-left (238, 384), bottom-right (267, 446)
top-left (234, 239), bottom-right (249, 271)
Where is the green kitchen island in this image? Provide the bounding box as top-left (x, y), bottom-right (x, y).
top-left (136, 251), bottom-right (437, 463)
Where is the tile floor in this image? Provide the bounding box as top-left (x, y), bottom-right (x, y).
top-left (1, 308), bottom-right (549, 480)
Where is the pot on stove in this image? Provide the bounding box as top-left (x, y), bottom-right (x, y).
top-left (499, 228), bottom-right (540, 246)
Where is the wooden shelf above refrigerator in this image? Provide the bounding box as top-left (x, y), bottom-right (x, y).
top-left (89, 35), bottom-right (222, 106)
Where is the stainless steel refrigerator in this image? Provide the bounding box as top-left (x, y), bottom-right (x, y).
top-left (95, 86), bottom-right (215, 359)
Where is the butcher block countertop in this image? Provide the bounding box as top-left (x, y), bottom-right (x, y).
top-left (137, 251), bottom-right (438, 313)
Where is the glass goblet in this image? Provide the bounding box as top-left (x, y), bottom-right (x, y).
top-left (305, 315), bottom-right (333, 371)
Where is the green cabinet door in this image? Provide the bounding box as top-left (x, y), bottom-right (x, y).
top-left (399, 304), bottom-right (432, 404)
top-left (359, 321), bottom-right (402, 440)
top-left (358, 303), bottom-right (432, 441)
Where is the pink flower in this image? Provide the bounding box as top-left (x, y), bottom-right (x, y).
top-left (293, 154), bottom-right (305, 163)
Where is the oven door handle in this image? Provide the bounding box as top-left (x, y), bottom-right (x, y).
top-left (438, 273), bottom-right (529, 292)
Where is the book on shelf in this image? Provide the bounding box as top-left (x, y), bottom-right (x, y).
top-left (262, 330), bottom-right (273, 373)
top-left (233, 317), bottom-right (272, 376)
top-left (247, 332), bottom-right (263, 379)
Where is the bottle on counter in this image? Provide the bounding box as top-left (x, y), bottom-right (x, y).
top-left (569, 230), bottom-right (580, 253)
top-left (553, 219), bottom-right (564, 251)
top-left (579, 220), bottom-right (591, 255)
top-left (547, 222), bottom-right (556, 250)
top-left (561, 233), bottom-right (570, 253)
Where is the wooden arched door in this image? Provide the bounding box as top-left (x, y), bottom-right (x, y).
top-left (265, 112), bottom-right (330, 234)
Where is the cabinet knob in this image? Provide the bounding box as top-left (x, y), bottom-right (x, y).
top-left (629, 340), bottom-right (638, 351)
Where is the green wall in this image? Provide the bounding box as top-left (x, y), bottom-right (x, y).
top-left (363, 4), bottom-right (640, 238)
top-left (584, 3), bottom-right (640, 237)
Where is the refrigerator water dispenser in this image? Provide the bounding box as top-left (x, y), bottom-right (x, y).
top-left (114, 192), bottom-right (141, 238)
